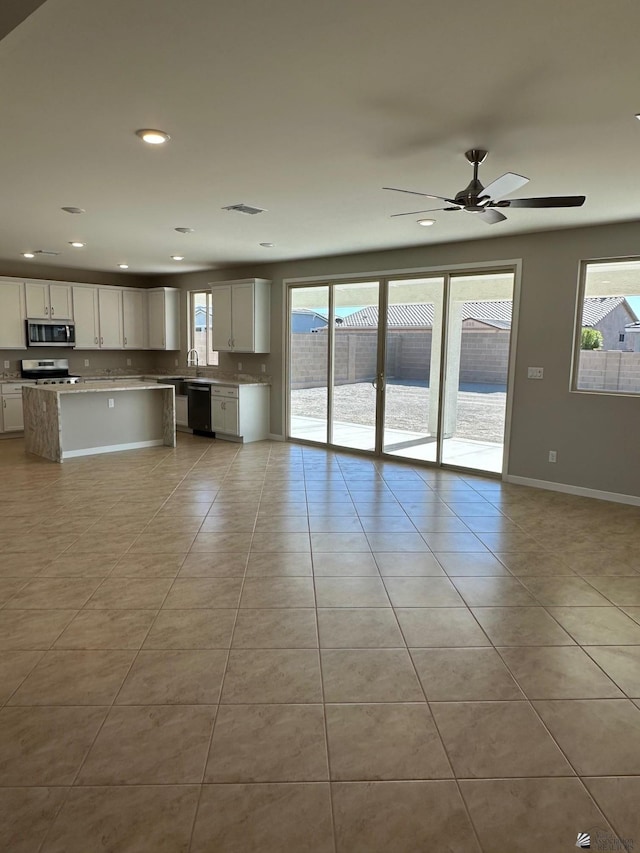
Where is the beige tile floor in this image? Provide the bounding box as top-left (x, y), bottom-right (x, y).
top-left (0, 434), bottom-right (639, 852)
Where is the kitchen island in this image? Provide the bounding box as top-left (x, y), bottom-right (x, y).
top-left (22, 381), bottom-right (176, 462)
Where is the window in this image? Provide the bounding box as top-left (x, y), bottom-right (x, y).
top-left (189, 291), bottom-right (218, 366)
top-left (574, 259), bottom-right (640, 394)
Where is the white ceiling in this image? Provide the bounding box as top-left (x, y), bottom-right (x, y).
top-left (2, 0), bottom-right (640, 275)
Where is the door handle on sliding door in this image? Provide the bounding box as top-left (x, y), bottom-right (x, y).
top-left (372, 373), bottom-right (385, 391)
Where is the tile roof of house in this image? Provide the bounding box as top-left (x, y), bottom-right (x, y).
top-left (339, 297), bottom-right (634, 329)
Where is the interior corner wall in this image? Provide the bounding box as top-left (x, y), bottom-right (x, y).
top-left (153, 220), bottom-right (640, 499)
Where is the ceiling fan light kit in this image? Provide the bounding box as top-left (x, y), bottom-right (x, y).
top-left (385, 150), bottom-right (586, 225)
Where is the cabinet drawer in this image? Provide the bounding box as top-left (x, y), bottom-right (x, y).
top-left (210, 385), bottom-right (239, 399)
top-left (1, 383), bottom-right (32, 394)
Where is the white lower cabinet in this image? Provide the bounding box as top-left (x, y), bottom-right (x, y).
top-left (211, 395), bottom-right (239, 434)
top-left (210, 384), bottom-right (269, 443)
top-left (0, 383), bottom-right (34, 432)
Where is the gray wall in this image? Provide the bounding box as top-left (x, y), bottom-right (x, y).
top-left (151, 219), bottom-right (640, 498)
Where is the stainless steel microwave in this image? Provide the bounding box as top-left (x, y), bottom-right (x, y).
top-left (26, 319), bottom-right (76, 347)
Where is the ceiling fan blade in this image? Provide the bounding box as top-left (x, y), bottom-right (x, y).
top-left (498, 195), bottom-right (586, 208)
top-left (479, 172), bottom-right (529, 203)
top-left (466, 208), bottom-right (507, 225)
top-left (390, 207), bottom-right (455, 218)
top-left (383, 187), bottom-right (457, 204)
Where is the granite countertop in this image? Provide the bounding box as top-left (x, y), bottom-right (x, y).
top-left (142, 375), bottom-right (269, 388)
top-left (24, 381), bottom-right (174, 394)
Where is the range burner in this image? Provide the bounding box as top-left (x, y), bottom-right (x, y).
top-left (21, 358), bottom-right (82, 385)
top-left (35, 376), bottom-right (81, 385)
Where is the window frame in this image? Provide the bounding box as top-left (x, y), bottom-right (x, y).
top-left (571, 257), bottom-right (640, 397)
top-left (188, 289), bottom-right (218, 366)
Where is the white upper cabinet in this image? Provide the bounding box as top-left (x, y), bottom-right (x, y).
top-left (122, 289), bottom-right (147, 349)
top-left (0, 280), bottom-right (26, 349)
top-left (72, 286), bottom-right (100, 349)
top-left (97, 288), bottom-right (124, 349)
top-left (211, 278), bottom-right (270, 353)
top-left (25, 282), bottom-right (73, 320)
top-left (147, 288), bottom-right (180, 350)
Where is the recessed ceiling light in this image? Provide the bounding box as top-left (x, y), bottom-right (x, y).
top-left (22, 252), bottom-right (35, 259)
top-left (171, 255), bottom-right (184, 261)
top-left (259, 242), bottom-right (275, 248)
top-left (174, 227), bottom-right (194, 234)
top-left (635, 114), bottom-right (640, 120)
top-left (118, 263), bottom-right (129, 269)
top-left (417, 218), bottom-right (436, 227)
top-left (135, 129), bottom-right (170, 145)
top-left (69, 241), bottom-right (85, 248)
top-left (61, 206), bottom-right (85, 215)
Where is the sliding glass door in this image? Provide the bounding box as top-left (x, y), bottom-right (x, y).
top-left (288, 267), bottom-right (515, 474)
top-left (382, 277), bottom-right (445, 463)
top-left (440, 272), bottom-right (514, 473)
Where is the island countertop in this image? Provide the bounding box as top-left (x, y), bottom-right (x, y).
top-left (23, 382), bottom-right (175, 462)
top-left (32, 380), bottom-right (174, 394)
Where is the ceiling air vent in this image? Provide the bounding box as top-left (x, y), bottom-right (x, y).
top-left (222, 203), bottom-right (267, 216)
top-left (33, 250), bottom-right (60, 256)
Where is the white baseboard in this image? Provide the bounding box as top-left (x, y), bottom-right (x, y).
top-left (62, 439), bottom-right (164, 459)
top-left (268, 433), bottom-right (285, 441)
top-left (504, 474), bottom-right (640, 507)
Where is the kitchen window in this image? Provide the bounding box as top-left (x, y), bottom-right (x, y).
top-left (573, 259), bottom-right (640, 395)
top-left (189, 291), bottom-right (218, 366)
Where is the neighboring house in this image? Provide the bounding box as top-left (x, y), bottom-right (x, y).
top-left (194, 305), bottom-right (212, 331)
top-left (581, 296), bottom-right (638, 350)
top-left (291, 308), bottom-right (329, 333)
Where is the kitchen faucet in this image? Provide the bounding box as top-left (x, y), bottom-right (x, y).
top-left (186, 348), bottom-right (199, 368)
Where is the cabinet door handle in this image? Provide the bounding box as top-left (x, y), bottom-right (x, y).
top-left (124, 337), bottom-right (127, 346)
top-left (45, 307), bottom-right (49, 315)
top-left (51, 307), bottom-right (54, 316)
top-left (3, 400), bottom-right (5, 409)
top-left (94, 337), bottom-right (98, 345)
top-left (228, 338), bottom-right (231, 348)
top-left (100, 336), bottom-right (104, 345)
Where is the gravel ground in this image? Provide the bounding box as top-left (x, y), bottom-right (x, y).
top-left (291, 380), bottom-right (507, 443)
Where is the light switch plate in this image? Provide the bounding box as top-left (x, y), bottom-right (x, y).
top-left (527, 367), bottom-right (544, 379)
top-left (84, 359), bottom-right (90, 367)
top-left (108, 398), bottom-right (115, 408)
top-left (3, 361), bottom-right (9, 369)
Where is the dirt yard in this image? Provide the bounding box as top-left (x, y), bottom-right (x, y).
top-left (291, 380), bottom-right (507, 443)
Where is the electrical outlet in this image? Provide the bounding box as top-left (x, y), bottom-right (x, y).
top-left (261, 363), bottom-right (266, 373)
top-left (84, 359), bottom-right (90, 367)
top-left (238, 362), bottom-right (242, 371)
top-left (108, 398), bottom-right (115, 409)
top-left (528, 367), bottom-right (544, 380)
top-left (3, 361), bottom-right (9, 369)
top-left (126, 358), bottom-right (131, 366)
top-left (548, 450), bottom-right (557, 463)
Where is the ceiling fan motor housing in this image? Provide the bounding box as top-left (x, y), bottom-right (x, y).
top-left (455, 178), bottom-right (486, 209)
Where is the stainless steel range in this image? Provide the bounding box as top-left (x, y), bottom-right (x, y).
top-left (21, 358), bottom-right (82, 385)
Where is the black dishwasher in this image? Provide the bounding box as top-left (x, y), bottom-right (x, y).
top-left (187, 384), bottom-right (213, 435)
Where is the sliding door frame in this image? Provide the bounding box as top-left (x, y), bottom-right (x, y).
top-left (284, 259), bottom-right (522, 477)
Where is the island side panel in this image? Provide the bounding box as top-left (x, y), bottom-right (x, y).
top-left (162, 387), bottom-right (177, 448)
top-left (22, 386), bottom-right (63, 463)
top-left (59, 388), bottom-right (170, 458)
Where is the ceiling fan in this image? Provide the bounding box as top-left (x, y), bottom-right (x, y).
top-left (384, 149), bottom-right (586, 225)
